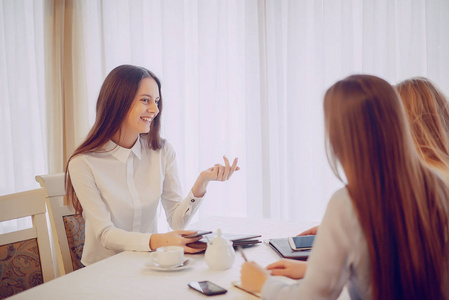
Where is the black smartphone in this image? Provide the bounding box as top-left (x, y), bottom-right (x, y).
top-left (188, 281), bottom-right (227, 296)
top-left (288, 235), bottom-right (315, 251)
top-left (182, 230), bottom-right (212, 238)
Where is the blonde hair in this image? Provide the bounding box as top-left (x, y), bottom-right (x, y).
top-left (324, 75), bottom-right (449, 300)
top-left (396, 77), bottom-right (449, 171)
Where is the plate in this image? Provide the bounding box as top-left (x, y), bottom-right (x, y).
top-left (145, 257), bottom-right (196, 271)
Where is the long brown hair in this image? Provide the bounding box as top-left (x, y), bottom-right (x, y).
top-left (65, 65), bottom-right (164, 215)
top-left (396, 77), bottom-right (449, 171)
top-left (324, 75), bottom-right (449, 300)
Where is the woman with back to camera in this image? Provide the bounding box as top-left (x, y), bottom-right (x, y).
top-left (66, 64), bottom-right (239, 266)
top-left (240, 75), bottom-right (449, 299)
top-left (299, 76), bottom-right (449, 237)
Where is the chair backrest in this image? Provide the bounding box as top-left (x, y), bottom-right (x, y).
top-left (35, 174), bottom-right (85, 276)
top-left (0, 188), bottom-right (55, 298)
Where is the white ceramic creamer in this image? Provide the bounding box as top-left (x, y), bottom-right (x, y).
top-left (204, 229), bottom-right (235, 270)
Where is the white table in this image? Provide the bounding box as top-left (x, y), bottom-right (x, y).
top-left (9, 217), bottom-right (350, 299)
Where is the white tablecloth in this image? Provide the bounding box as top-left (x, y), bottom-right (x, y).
top-left (9, 217), bottom-right (350, 300)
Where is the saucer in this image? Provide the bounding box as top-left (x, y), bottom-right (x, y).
top-left (145, 257), bottom-right (196, 271)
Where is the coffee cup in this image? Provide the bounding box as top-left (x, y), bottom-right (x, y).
top-left (150, 246), bottom-right (184, 267)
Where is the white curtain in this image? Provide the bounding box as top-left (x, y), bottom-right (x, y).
top-left (0, 0), bottom-right (46, 233)
top-left (0, 0), bottom-right (46, 195)
top-left (2, 0), bottom-right (449, 234)
top-left (260, 0), bottom-right (449, 222)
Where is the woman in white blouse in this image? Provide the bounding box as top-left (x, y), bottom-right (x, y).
top-left (240, 74), bottom-right (449, 299)
top-left (66, 65), bottom-right (239, 266)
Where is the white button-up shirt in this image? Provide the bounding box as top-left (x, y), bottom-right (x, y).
top-left (68, 136), bottom-right (203, 266)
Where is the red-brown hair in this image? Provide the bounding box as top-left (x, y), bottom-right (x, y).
top-left (324, 75), bottom-right (449, 300)
top-left (65, 65), bottom-right (164, 215)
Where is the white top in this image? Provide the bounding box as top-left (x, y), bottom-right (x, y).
top-left (68, 136), bottom-right (203, 266)
top-left (262, 188), bottom-right (371, 300)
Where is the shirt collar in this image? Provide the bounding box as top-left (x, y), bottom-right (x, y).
top-left (131, 137), bottom-right (142, 160)
top-left (103, 136), bottom-right (143, 163)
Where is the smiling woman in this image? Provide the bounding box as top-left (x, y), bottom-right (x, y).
top-left (64, 65), bottom-right (239, 266)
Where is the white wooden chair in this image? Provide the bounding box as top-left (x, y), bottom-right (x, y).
top-left (0, 188), bottom-right (55, 298)
top-left (35, 173), bottom-right (85, 277)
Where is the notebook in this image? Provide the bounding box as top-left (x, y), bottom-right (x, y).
top-left (232, 276), bottom-right (296, 298)
top-left (268, 237), bottom-right (311, 260)
top-left (232, 281), bottom-right (261, 298)
top-left (186, 232), bottom-right (262, 250)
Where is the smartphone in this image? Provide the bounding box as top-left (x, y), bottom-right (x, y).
top-left (182, 230), bottom-right (212, 238)
top-left (288, 235), bottom-right (315, 251)
top-left (188, 281), bottom-right (227, 296)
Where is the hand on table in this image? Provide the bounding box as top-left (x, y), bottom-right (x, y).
top-left (240, 261), bottom-right (270, 293)
top-left (297, 225), bottom-right (319, 236)
top-left (150, 230), bottom-right (204, 253)
top-left (266, 259), bottom-right (307, 279)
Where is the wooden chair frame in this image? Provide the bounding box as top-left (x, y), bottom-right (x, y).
top-left (0, 188), bottom-right (55, 287)
top-left (35, 173), bottom-right (83, 276)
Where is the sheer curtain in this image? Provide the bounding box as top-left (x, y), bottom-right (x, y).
top-left (0, 0), bottom-right (46, 233)
top-left (261, 0), bottom-right (449, 221)
top-left (1, 0), bottom-right (449, 234)
top-left (0, 0), bottom-right (46, 196)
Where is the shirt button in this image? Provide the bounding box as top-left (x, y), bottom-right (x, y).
top-left (191, 199), bottom-right (195, 203)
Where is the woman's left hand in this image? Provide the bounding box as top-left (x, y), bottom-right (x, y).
top-left (202, 156), bottom-right (240, 182)
top-left (265, 259), bottom-right (307, 279)
top-left (240, 261), bottom-right (270, 293)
